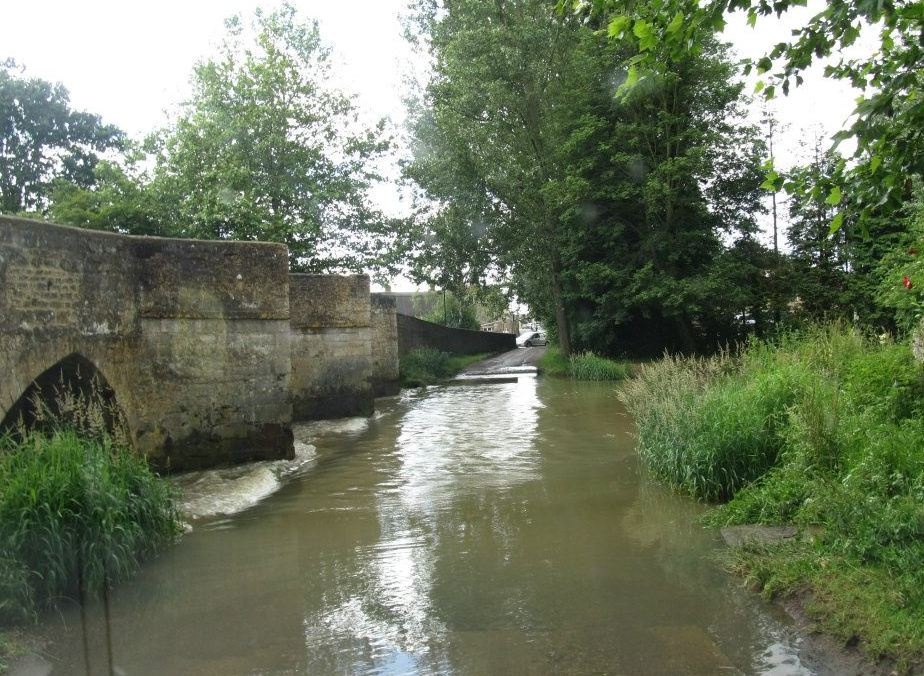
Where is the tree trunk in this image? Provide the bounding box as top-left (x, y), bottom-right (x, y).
top-left (550, 251), bottom-right (572, 356)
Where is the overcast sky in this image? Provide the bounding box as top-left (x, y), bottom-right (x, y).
top-left (0, 1), bottom-right (417, 137)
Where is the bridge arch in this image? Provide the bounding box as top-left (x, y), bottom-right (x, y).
top-left (1, 352), bottom-right (126, 441)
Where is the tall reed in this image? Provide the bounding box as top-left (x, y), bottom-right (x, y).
top-left (622, 324), bottom-right (924, 664)
top-left (0, 431), bottom-right (181, 622)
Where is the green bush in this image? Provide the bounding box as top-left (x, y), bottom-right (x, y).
top-left (621, 352), bottom-right (805, 501)
top-left (539, 345), bottom-right (630, 381)
top-left (537, 344), bottom-right (570, 377)
top-left (0, 431), bottom-right (180, 622)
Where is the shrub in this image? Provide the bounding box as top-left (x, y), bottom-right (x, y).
top-left (621, 353), bottom-right (805, 501)
top-left (0, 431), bottom-right (180, 621)
top-left (537, 344), bottom-right (570, 377)
top-left (539, 345), bottom-right (631, 381)
top-left (568, 352), bottom-right (631, 381)
top-left (400, 347), bottom-right (452, 387)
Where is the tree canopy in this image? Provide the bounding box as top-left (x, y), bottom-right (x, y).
top-left (147, 4), bottom-right (402, 275)
top-left (0, 60), bottom-right (123, 214)
top-left (568, 0), bottom-right (924, 232)
top-left (405, 0), bottom-right (767, 355)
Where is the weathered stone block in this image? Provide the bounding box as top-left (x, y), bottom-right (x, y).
top-left (370, 294), bottom-right (400, 396)
top-left (0, 216), bottom-right (295, 472)
top-left (289, 277), bottom-right (374, 420)
top-left (289, 274), bottom-right (370, 329)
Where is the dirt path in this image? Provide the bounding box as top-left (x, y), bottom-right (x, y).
top-left (460, 346), bottom-right (546, 375)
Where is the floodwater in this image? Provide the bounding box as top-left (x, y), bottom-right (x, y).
top-left (26, 375), bottom-right (812, 675)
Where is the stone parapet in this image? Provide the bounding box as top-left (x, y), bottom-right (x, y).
top-left (0, 216), bottom-right (294, 471)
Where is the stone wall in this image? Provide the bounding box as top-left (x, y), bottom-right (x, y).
top-left (289, 274), bottom-right (373, 419)
top-left (396, 313), bottom-right (516, 357)
top-left (0, 216), bottom-right (294, 471)
top-left (370, 294), bottom-right (400, 396)
top-left (2, 216), bottom-right (478, 470)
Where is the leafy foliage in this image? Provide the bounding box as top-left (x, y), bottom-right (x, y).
top-left (398, 348), bottom-right (489, 387)
top-left (147, 4), bottom-right (401, 275)
top-left (539, 344), bottom-right (630, 380)
top-left (422, 290), bottom-right (480, 330)
top-left (0, 60), bottom-right (123, 215)
top-left (571, 0), bottom-right (924, 233)
top-left (38, 5), bottom-right (404, 279)
top-left (48, 158), bottom-right (163, 235)
top-left (623, 324), bottom-right (924, 664)
top-left (568, 351), bottom-right (631, 380)
top-left (876, 187), bottom-right (924, 333)
top-left (406, 0), bottom-right (768, 357)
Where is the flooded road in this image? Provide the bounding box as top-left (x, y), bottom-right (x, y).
top-left (30, 375), bottom-right (810, 675)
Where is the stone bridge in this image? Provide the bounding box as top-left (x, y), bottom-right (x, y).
top-left (0, 216), bottom-right (400, 471)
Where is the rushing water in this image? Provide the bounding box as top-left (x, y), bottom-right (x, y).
top-left (25, 375), bottom-right (813, 675)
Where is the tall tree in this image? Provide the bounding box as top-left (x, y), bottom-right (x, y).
top-left (406, 0), bottom-right (766, 355)
top-left (406, 0), bottom-right (621, 354)
top-left (0, 60), bottom-right (123, 214)
top-left (148, 4), bottom-right (401, 275)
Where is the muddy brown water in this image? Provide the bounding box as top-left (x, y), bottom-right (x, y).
top-left (25, 376), bottom-right (813, 675)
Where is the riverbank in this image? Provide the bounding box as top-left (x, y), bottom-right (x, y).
top-left (537, 345), bottom-right (631, 380)
top-left (620, 325), bottom-right (924, 671)
top-left (399, 348), bottom-right (494, 387)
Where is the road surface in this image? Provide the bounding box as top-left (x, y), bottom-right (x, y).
top-left (460, 346), bottom-right (546, 376)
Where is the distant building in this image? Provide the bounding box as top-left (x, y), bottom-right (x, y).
top-left (480, 317), bottom-right (519, 334)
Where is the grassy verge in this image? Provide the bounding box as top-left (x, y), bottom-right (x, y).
top-left (0, 431), bottom-right (181, 628)
top-left (537, 345), bottom-right (570, 376)
top-left (620, 324), bottom-right (924, 668)
top-left (0, 629), bottom-right (30, 674)
top-left (399, 348), bottom-right (491, 387)
top-left (538, 345), bottom-right (631, 381)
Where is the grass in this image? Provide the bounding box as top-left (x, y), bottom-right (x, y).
top-left (0, 430), bottom-right (181, 626)
top-left (0, 629), bottom-right (31, 674)
top-left (399, 349), bottom-right (491, 387)
top-left (620, 324), bottom-right (924, 667)
top-left (537, 344), bottom-right (571, 376)
top-left (538, 345), bottom-right (631, 381)
top-left (569, 351), bottom-right (632, 381)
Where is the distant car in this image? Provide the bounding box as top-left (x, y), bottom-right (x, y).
top-left (516, 331), bottom-right (547, 347)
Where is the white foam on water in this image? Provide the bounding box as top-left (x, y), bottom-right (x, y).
top-left (295, 415), bottom-right (371, 438)
top-left (759, 640), bottom-right (812, 675)
top-left (172, 441), bottom-right (317, 521)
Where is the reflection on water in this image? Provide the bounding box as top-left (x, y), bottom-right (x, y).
top-left (25, 376), bottom-right (813, 675)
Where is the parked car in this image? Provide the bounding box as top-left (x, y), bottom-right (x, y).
top-left (516, 331), bottom-right (547, 347)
